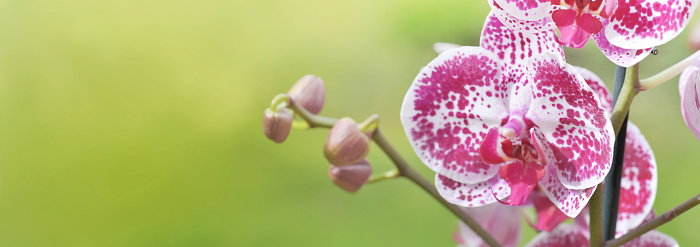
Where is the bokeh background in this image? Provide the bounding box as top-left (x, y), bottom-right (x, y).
top-left (0, 0), bottom-right (698, 246)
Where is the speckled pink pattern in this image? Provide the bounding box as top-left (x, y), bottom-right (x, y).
top-left (493, 0), bottom-right (554, 21)
top-left (616, 122), bottom-right (657, 235)
top-left (436, 174), bottom-right (511, 207)
top-left (593, 19), bottom-right (653, 67)
top-left (575, 67), bottom-right (658, 235)
top-left (487, 0), bottom-right (698, 66)
top-left (621, 231), bottom-right (679, 247)
top-left (526, 54), bottom-right (614, 190)
top-left (607, 0), bottom-right (699, 49)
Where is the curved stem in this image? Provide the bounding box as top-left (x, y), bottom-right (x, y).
top-left (604, 193), bottom-right (700, 247)
top-left (288, 101), bottom-right (502, 247)
top-left (367, 169), bottom-right (400, 184)
top-left (288, 98), bottom-right (338, 128)
top-left (638, 50), bottom-right (700, 91)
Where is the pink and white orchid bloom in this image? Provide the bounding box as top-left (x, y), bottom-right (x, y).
top-left (400, 12), bottom-right (614, 218)
top-left (679, 57), bottom-right (700, 141)
top-left (487, 0), bottom-right (699, 67)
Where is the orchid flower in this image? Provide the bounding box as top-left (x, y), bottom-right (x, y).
top-left (487, 0), bottom-right (699, 66)
top-left (679, 57), bottom-right (700, 141)
top-left (400, 12), bottom-right (614, 218)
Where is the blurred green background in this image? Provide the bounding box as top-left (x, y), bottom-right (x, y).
top-left (0, 0), bottom-right (698, 246)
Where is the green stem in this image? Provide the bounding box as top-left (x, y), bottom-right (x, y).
top-left (367, 169), bottom-right (400, 184)
top-left (604, 193), bottom-right (700, 247)
top-left (610, 64), bottom-right (639, 136)
top-left (288, 98), bottom-right (338, 128)
top-left (288, 101), bottom-right (502, 247)
top-left (270, 94), bottom-right (290, 111)
top-left (589, 186), bottom-right (604, 247)
top-left (638, 50), bottom-right (700, 91)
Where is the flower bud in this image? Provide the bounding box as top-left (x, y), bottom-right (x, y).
top-left (328, 159), bottom-right (372, 193)
top-left (262, 107), bottom-right (293, 143)
top-left (324, 117), bottom-right (370, 165)
top-left (288, 75), bottom-right (325, 114)
top-left (689, 21), bottom-right (700, 51)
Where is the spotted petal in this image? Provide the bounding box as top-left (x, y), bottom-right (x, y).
top-left (526, 53), bottom-right (615, 190)
top-left (436, 174), bottom-right (511, 207)
top-left (481, 11), bottom-right (564, 76)
top-left (525, 223), bottom-right (588, 247)
top-left (592, 19), bottom-right (653, 67)
top-left (606, 0), bottom-right (700, 49)
top-left (490, 0), bottom-right (553, 22)
top-left (575, 66), bottom-right (612, 115)
top-left (487, 2), bottom-right (557, 33)
top-left (679, 57), bottom-right (700, 141)
top-left (401, 47), bottom-right (510, 184)
top-left (616, 122), bottom-right (657, 234)
top-left (456, 203), bottom-right (522, 247)
top-left (621, 231), bottom-right (679, 247)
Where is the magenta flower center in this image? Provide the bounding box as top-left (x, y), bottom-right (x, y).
top-left (549, 0), bottom-right (615, 48)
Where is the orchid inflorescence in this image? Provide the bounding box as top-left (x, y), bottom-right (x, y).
top-left (262, 0), bottom-right (700, 246)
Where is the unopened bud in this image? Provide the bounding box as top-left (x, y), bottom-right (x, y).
top-left (328, 159), bottom-right (372, 193)
top-left (288, 75), bottom-right (325, 114)
top-left (689, 21), bottom-right (700, 51)
top-left (324, 117), bottom-right (370, 165)
top-left (262, 107), bottom-right (293, 143)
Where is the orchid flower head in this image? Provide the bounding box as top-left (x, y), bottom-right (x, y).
top-left (400, 11), bottom-right (613, 218)
top-left (487, 0), bottom-right (699, 66)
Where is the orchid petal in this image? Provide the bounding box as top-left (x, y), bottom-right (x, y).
top-left (532, 128), bottom-right (595, 217)
top-left (574, 66), bottom-right (613, 116)
top-left (526, 53), bottom-right (615, 190)
top-left (481, 11), bottom-right (565, 75)
top-left (679, 58), bottom-right (700, 141)
top-left (606, 0), bottom-right (700, 49)
top-left (616, 122), bottom-right (657, 235)
top-left (457, 203), bottom-right (522, 247)
top-left (592, 19), bottom-right (652, 67)
top-left (621, 231), bottom-right (679, 247)
top-left (491, 0), bottom-right (553, 22)
top-left (499, 161), bottom-right (545, 205)
top-left (532, 189), bottom-right (571, 232)
top-left (525, 224), bottom-right (588, 247)
top-left (436, 174), bottom-right (511, 207)
top-left (487, 2), bottom-right (557, 32)
top-left (401, 47), bottom-right (507, 184)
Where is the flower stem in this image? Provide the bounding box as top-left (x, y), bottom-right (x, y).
top-left (367, 169), bottom-right (400, 184)
top-left (589, 186), bottom-right (604, 247)
top-left (372, 129), bottom-right (503, 247)
top-left (638, 50), bottom-right (700, 91)
top-left (288, 102), bottom-right (503, 247)
top-left (610, 64), bottom-right (639, 136)
top-left (604, 193), bottom-right (700, 247)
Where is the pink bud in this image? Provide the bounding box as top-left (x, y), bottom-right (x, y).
top-left (288, 75), bottom-right (326, 114)
top-left (689, 21), bottom-right (700, 51)
top-left (324, 117), bottom-right (370, 165)
top-left (262, 107), bottom-right (294, 143)
top-left (328, 159), bottom-right (372, 193)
